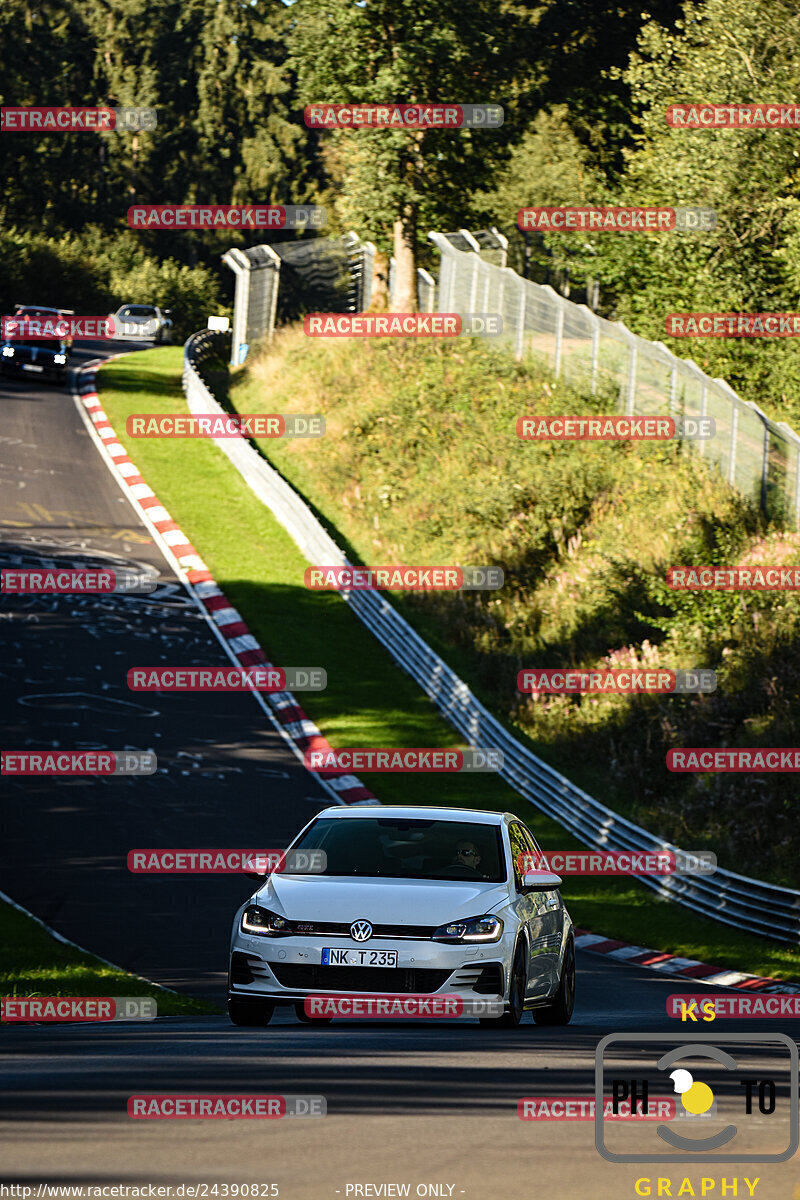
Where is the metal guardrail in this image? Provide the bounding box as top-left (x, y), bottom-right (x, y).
top-left (184, 329), bottom-right (800, 944)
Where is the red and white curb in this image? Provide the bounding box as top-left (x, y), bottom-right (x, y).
top-left (72, 361), bottom-right (378, 807)
top-left (574, 929), bottom-right (800, 993)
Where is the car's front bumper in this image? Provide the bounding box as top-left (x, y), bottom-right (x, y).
top-left (1, 356), bottom-right (67, 377)
top-left (229, 931), bottom-right (513, 1005)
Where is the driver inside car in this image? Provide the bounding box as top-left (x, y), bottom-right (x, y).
top-left (451, 840), bottom-right (482, 873)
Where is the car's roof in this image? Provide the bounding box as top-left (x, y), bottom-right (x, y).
top-left (14, 305), bottom-right (73, 314)
top-left (315, 805), bottom-right (513, 825)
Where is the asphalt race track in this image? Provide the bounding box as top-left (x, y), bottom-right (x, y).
top-left (1, 348), bottom-right (798, 1199)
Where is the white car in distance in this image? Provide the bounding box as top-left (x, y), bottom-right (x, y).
top-left (108, 304), bottom-right (173, 343)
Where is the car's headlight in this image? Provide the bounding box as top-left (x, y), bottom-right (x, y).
top-left (241, 905), bottom-right (291, 936)
top-left (2, 347), bottom-right (14, 357)
top-left (432, 914), bottom-right (504, 943)
top-left (53, 354), bottom-right (66, 364)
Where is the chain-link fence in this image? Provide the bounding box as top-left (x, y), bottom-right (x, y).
top-left (222, 227), bottom-right (800, 526)
top-left (428, 231), bottom-right (800, 527)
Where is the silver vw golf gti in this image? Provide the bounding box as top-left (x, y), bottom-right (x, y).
top-left (228, 805), bottom-right (575, 1027)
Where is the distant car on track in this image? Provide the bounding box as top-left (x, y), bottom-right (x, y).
top-left (0, 305), bottom-right (73, 383)
top-left (228, 805), bottom-right (576, 1028)
top-left (108, 303), bottom-right (173, 344)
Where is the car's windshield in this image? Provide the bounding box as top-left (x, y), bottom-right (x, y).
top-left (121, 306), bottom-right (156, 317)
top-left (290, 817), bottom-right (506, 882)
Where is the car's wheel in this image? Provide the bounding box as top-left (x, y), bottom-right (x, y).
top-left (295, 1002), bottom-right (333, 1025)
top-left (532, 937), bottom-right (575, 1026)
top-left (227, 995), bottom-right (275, 1026)
top-left (479, 942), bottom-right (526, 1028)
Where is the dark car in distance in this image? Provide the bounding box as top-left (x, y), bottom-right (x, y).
top-left (0, 305), bottom-right (73, 384)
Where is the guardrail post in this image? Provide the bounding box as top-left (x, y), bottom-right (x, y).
top-left (729, 402), bottom-right (739, 486)
top-left (515, 278), bottom-right (526, 361)
top-left (490, 225), bottom-right (508, 270)
top-left (616, 323), bottom-right (637, 414)
top-left (221, 248), bottom-right (250, 367)
top-left (554, 299), bottom-right (565, 379)
top-left (760, 420), bottom-right (770, 514)
top-left (417, 268), bottom-right (436, 314)
top-left (264, 244), bottom-right (281, 343)
top-left (359, 240), bottom-right (377, 311)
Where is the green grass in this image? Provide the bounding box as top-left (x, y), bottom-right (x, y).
top-left (0, 900), bottom-right (220, 1015)
top-left (93, 346), bottom-right (800, 984)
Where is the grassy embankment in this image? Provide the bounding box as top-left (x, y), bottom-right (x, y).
top-left (0, 900), bottom-right (218, 1015)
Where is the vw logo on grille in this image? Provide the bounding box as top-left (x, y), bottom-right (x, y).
top-left (350, 920), bottom-right (373, 942)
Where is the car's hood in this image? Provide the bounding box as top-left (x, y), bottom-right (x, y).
top-left (255, 875), bottom-right (509, 925)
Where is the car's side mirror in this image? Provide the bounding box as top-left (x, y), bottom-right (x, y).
top-left (520, 870), bottom-right (563, 893)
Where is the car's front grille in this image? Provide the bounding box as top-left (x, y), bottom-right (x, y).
top-left (270, 964), bottom-right (451, 993)
top-left (287, 921), bottom-right (437, 939)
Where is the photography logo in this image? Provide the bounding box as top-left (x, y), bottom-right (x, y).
top-left (595, 1033), bottom-right (798, 1163)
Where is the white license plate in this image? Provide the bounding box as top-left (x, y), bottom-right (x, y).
top-left (22, 364), bottom-right (44, 372)
top-left (321, 948), bottom-right (398, 967)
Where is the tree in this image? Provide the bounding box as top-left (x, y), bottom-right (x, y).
top-left (289, 0), bottom-right (525, 310)
top-left (585, 0), bottom-right (800, 423)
